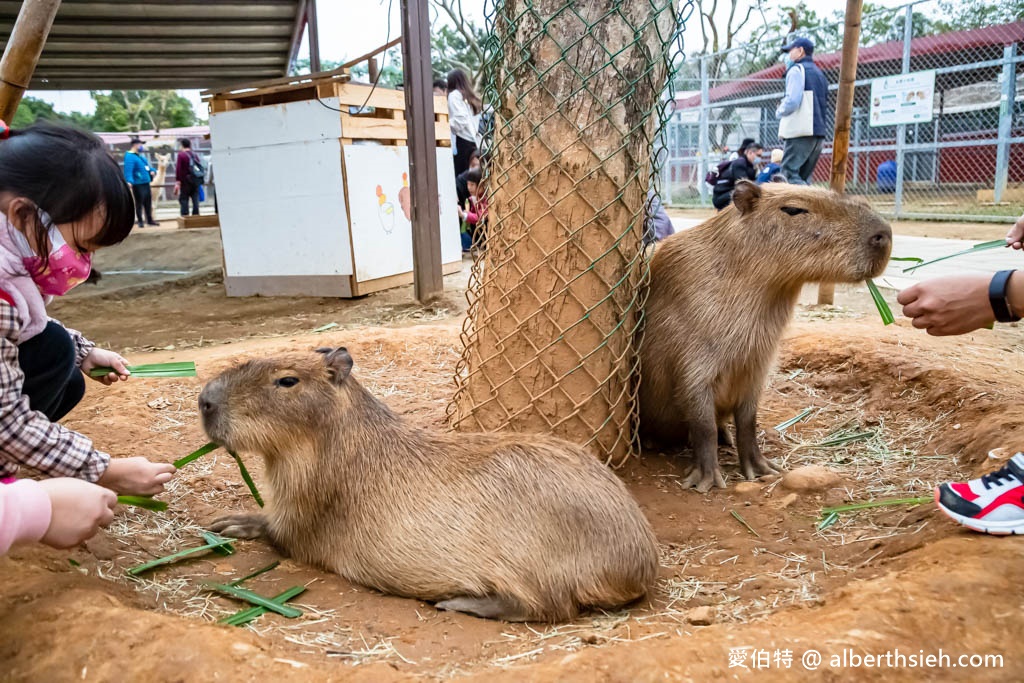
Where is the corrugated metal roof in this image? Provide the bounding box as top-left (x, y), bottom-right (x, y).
top-left (0, 0), bottom-right (307, 90)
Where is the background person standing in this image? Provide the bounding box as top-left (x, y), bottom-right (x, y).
top-left (122, 137), bottom-right (158, 227)
top-left (174, 138), bottom-right (202, 216)
top-left (775, 36), bottom-right (829, 185)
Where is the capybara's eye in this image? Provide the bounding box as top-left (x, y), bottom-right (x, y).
top-left (781, 206), bottom-right (808, 216)
top-left (275, 377), bottom-right (300, 388)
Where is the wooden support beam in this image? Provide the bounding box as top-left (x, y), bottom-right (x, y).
top-left (0, 0), bottom-right (61, 123)
top-left (817, 0), bottom-right (863, 306)
top-left (400, 0), bottom-right (444, 303)
top-left (306, 0), bottom-right (320, 73)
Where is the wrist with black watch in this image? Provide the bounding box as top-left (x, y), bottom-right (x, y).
top-left (989, 269), bottom-right (1022, 323)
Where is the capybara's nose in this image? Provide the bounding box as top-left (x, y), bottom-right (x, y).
top-left (199, 394), bottom-right (215, 417)
top-left (869, 230), bottom-right (891, 251)
top-left (198, 383), bottom-right (221, 418)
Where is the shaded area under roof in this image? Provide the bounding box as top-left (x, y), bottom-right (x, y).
top-left (0, 0), bottom-right (307, 90)
top-left (676, 20), bottom-right (1024, 109)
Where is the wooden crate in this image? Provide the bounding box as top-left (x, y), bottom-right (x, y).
top-left (208, 77), bottom-right (462, 299)
top-left (176, 214), bottom-right (220, 230)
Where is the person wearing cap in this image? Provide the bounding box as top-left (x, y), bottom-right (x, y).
top-left (775, 36), bottom-right (830, 185)
top-left (122, 137), bottom-right (158, 227)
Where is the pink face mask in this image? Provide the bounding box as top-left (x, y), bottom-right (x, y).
top-left (12, 213), bottom-right (92, 296)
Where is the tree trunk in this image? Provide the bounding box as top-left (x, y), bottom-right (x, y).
top-left (451, 0), bottom-right (676, 465)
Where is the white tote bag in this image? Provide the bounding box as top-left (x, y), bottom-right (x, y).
top-left (778, 67), bottom-right (815, 139)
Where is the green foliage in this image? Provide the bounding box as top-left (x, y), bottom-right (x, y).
top-left (90, 90), bottom-right (198, 133)
top-left (937, 0), bottom-right (1024, 30)
top-left (12, 96), bottom-right (92, 129)
top-left (432, 24), bottom-right (486, 84)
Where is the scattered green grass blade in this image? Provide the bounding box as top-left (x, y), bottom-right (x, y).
top-left (730, 510), bottom-right (761, 537)
top-left (815, 431), bottom-right (875, 448)
top-left (221, 586), bottom-right (306, 626)
top-left (774, 407), bottom-right (813, 432)
top-left (889, 256), bottom-right (923, 264)
top-left (201, 532), bottom-right (235, 556)
top-left (229, 561), bottom-right (281, 587)
top-left (173, 442), bottom-right (220, 469)
top-left (816, 510), bottom-right (840, 531)
top-left (822, 496), bottom-right (932, 515)
top-left (89, 361), bottom-right (197, 378)
top-left (312, 322), bottom-right (339, 333)
top-left (902, 239), bottom-right (1006, 274)
top-left (117, 495), bottom-right (168, 512)
top-left (229, 451), bottom-right (264, 507)
top-left (866, 279), bottom-right (895, 325)
top-left (204, 583), bottom-right (303, 618)
top-left (127, 535), bottom-right (237, 576)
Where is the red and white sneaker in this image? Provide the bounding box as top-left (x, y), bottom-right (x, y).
top-left (935, 453), bottom-right (1024, 535)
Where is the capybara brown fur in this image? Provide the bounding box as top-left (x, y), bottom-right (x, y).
top-left (640, 181), bottom-right (892, 492)
top-left (200, 347), bottom-right (658, 623)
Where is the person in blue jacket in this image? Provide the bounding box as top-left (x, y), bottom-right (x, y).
top-left (123, 137), bottom-right (158, 228)
top-left (757, 149), bottom-right (784, 183)
top-left (775, 36), bottom-right (830, 185)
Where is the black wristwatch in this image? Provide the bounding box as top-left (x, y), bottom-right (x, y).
top-left (989, 270), bottom-right (1021, 323)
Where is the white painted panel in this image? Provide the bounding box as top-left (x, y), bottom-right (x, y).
top-left (210, 98), bottom-right (343, 151)
top-left (343, 145), bottom-right (462, 282)
top-left (216, 137), bottom-right (352, 278)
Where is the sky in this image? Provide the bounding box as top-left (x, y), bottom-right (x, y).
top-left (26, 0), bottom-right (913, 119)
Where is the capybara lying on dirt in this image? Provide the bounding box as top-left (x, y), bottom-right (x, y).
top-left (640, 181), bottom-right (892, 492)
top-left (201, 347), bottom-right (658, 622)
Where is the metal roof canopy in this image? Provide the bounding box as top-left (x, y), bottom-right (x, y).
top-left (0, 0), bottom-right (310, 90)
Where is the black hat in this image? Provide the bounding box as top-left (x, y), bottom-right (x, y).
top-left (129, 136), bottom-right (142, 145)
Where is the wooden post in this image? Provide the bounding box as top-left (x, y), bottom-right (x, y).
top-left (817, 0), bottom-right (863, 306)
top-left (400, 0), bottom-right (444, 302)
top-left (306, 0), bottom-right (321, 72)
top-left (0, 0), bottom-right (62, 123)
top-left (368, 57), bottom-right (379, 83)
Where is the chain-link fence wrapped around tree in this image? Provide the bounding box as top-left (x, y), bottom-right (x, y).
top-left (447, 0), bottom-right (689, 466)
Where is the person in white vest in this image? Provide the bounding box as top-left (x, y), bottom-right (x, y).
top-left (775, 36), bottom-right (830, 185)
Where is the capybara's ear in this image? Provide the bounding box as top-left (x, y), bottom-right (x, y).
top-left (732, 180), bottom-right (762, 214)
top-left (322, 347), bottom-right (354, 384)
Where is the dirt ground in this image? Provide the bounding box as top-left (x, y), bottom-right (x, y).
top-left (5, 230), bottom-right (1024, 681)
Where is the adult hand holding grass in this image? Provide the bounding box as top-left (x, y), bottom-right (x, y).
top-left (898, 272), bottom-right (1023, 336)
top-left (97, 456), bottom-right (176, 496)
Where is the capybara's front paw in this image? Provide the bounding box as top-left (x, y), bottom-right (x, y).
top-left (741, 453), bottom-right (782, 480)
top-left (681, 465), bottom-right (727, 493)
top-left (209, 513), bottom-right (268, 540)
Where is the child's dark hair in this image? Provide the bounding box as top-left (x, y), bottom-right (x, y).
top-left (464, 168), bottom-right (482, 185)
top-left (0, 121), bottom-right (134, 270)
top-left (432, 79), bottom-right (447, 91)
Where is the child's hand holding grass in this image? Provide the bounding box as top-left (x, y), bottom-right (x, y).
top-left (81, 348), bottom-right (130, 385)
top-left (98, 457), bottom-right (176, 496)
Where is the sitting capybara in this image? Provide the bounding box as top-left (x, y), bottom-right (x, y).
top-left (201, 347), bottom-right (658, 622)
top-left (640, 181), bottom-right (891, 492)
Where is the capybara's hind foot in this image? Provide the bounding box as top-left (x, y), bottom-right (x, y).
top-left (436, 595), bottom-right (534, 622)
top-left (681, 465), bottom-right (727, 493)
top-left (209, 513), bottom-right (268, 540)
top-left (740, 453), bottom-right (781, 480)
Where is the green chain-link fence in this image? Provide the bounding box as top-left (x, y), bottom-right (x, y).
top-left (447, 0), bottom-right (691, 466)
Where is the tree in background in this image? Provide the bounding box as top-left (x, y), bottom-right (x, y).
top-left (12, 96), bottom-right (91, 129)
top-left (91, 90), bottom-right (198, 133)
top-left (430, 1), bottom-right (486, 85)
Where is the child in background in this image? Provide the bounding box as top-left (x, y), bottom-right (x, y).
top-left (458, 167), bottom-right (488, 252)
top-left (0, 121), bottom-right (175, 495)
top-left (757, 149), bottom-right (784, 184)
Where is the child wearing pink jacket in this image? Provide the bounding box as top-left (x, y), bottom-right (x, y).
top-left (0, 477), bottom-right (116, 553)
